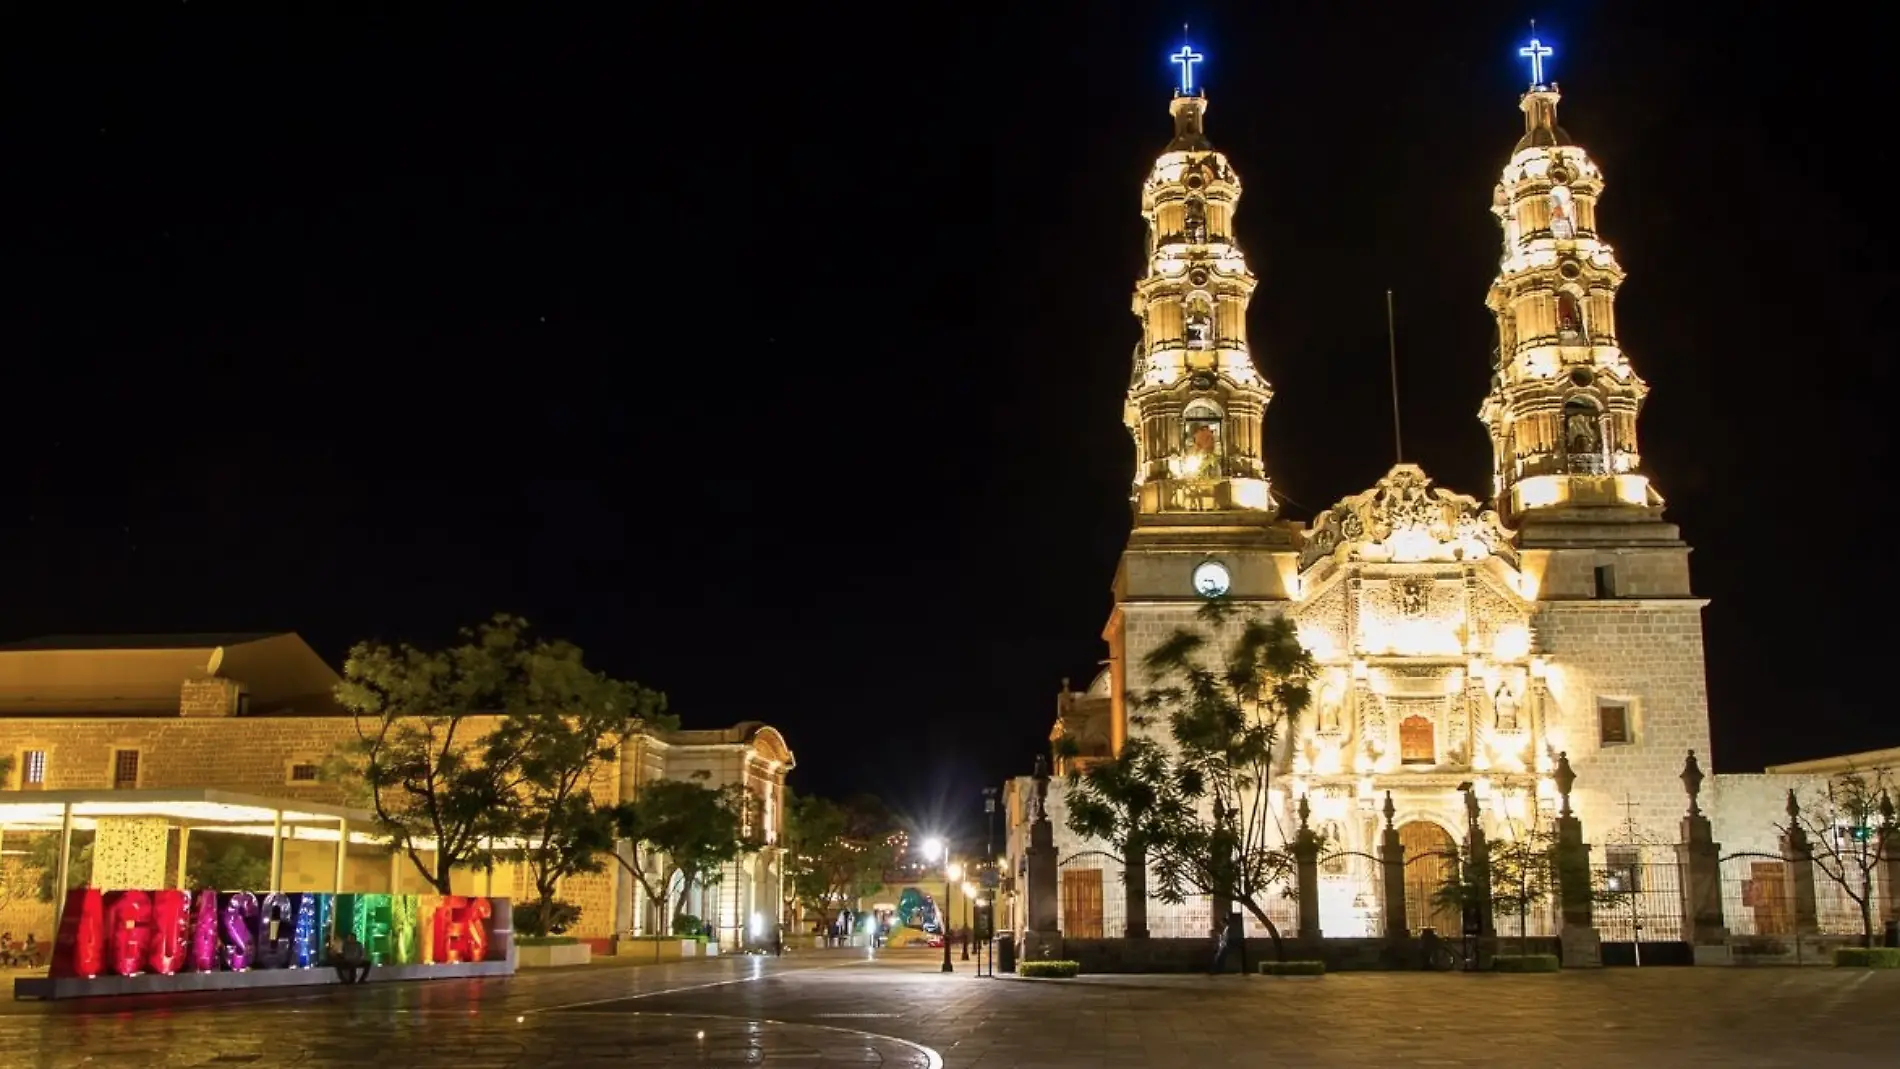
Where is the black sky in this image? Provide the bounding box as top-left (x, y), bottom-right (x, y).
top-left (1, 5), bottom-right (1887, 833)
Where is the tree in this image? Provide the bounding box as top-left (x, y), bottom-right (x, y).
top-left (784, 791), bottom-right (895, 933)
top-left (29, 833), bottom-right (91, 903)
top-left (331, 614), bottom-right (536, 893)
top-left (1065, 599), bottom-right (1316, 958)
top-left (1780, 767), bottom-right (1896, 948)
top-left (1433, 789), bottom-right (1626, 957)
top-left (611, 776), bottom-right (752, 944)
top-left (481, 637), bottom-right (670, 936)
top-left (188, 840), bottom-right (272, 892)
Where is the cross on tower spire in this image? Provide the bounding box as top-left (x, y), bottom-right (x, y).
top-left (1519, 25), bottom-right (1553, 87)
top-left (1171, 31), bottom-right (1204, 97)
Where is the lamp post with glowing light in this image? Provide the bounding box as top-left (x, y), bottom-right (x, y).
top-left (960, 880), bottom-right (978, 960)
top-left (924, 836), bottom-right (955, 973)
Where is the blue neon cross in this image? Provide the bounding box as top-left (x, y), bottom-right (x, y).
top-left (1171, 45), bottom-right (1204, 95)
top-left (1520, 38), bottom-right (1553, 85)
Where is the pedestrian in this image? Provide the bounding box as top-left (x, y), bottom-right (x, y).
top-left (773, 926), bottom-right (784, 957)
top-left (332, 935), bottom-right (371, 985)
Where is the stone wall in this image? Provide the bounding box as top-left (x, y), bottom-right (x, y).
top-left (1533, 601), bottom-right (1712, 845)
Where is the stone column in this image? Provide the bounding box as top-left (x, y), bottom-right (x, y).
top-left (1379, 793), bottom-right (1409, 940)
top-left (1675, 751), bottom-right (1731, 963)
top-left (1022, 758), bottom-right (1062, 961)
top-left (1123, 834), bottom-right (1150, 939)
top-left (1463, 789), bottom-right (1495, 940)
top-left (1780, 789), bottom-right (1821, 936)
top-left (1292, 796), bottom-right (1322, 940)
top-left (1551, 753), bottom-right (1603, 967)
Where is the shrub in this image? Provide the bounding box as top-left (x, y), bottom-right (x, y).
top-left (1018, 960), bottom-right (1080, 978)
top-left (1258, 960), bottom-right (1326, 976)
top-left (517, 936), bottom-right (580, 947)
top-left (516, 899), bottom-right (582, 937)
top-left (672, 913), bottom-right (705, 937)
top-left (1491, 954), bottom-right (1560, 973)
top-left (1834, 947), bottom-right (1900, 968)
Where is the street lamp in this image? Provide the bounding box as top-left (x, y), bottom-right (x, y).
top-left (960, 881), bottom-right (978, 960)
top-left (943, 860), bottom-right (963, 973)
top-left (922, 837), bottom-right (955, 973)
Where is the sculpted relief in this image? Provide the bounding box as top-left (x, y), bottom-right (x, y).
top-left (1299, 464), bottom-right (1516, 572)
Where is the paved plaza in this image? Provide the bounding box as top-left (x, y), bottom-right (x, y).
top-left (5, 948), bottom-right (1899, 1067)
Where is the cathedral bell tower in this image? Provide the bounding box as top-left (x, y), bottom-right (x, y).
top-left (1479, 39), bottom-right (1657, 522)
top-left (1125, 47), bottom-right (1274, 520)
top-left (1081, 44), bottom-right (1299, 766)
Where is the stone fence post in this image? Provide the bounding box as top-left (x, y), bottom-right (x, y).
top-left (1780, 789), bottom-right (1821, 937)
top-left (1551, 753), bottom-right (1602, 967)
top-left (1022, 757), bottom-right (1062, 961)
top-left (1675, 750), bottom-right (1731, 964)
top-left (1293, 795), bottom-right (1322, 940)
top-left (1379, 793), bottom-right (1409, 941)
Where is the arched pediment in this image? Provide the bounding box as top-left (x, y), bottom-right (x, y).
top-left (1299, 464), bottom-right (1515, 572)
top-left (741, 724), bottom-right (796, 769)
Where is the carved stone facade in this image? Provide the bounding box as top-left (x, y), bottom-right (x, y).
top-left (1014, 59), bottom-right (1830, 944)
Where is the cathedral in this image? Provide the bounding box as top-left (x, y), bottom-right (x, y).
top-left (1025, 42), bottom-right (1815, 944)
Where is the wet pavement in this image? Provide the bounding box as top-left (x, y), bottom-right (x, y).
top-left (8, 948), bottom-right (1900, 1066)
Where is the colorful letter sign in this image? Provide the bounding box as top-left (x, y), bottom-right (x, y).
top-left (48, 886), bottom-right (508, 984)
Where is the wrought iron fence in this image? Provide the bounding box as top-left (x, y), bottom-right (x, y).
top-left (1592, 858), bottom-right (1684, 943)
top-left (1718, 854), bottom-right (1883, 941)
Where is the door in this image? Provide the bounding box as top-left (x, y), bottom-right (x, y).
top-left (1060, 868), bottom-right (1104, 939)
top-left (1749, 861), bottom-right (1792, 936)
top-left (1398, 821), bottom-right (1461, 935)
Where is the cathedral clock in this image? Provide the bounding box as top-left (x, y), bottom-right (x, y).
top-left (1192, 560), bottom-right (1231, 598)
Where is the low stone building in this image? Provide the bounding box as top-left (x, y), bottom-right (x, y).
top-left (0, 632), bottom-right (793, 948)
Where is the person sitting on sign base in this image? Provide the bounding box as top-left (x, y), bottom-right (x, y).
top-left (333, 935), bottom-right (371, 985)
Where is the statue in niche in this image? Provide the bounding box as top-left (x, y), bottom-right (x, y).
top-left (1394, 577), bottom-right (1431, 619)
top-left (1319, 821), bottom-right (1348, 875)
top-left (1184, 199), bottom-right (1208, 244)
top-left (1565, 401), bottom-right (1602, 454)
top-left (1494, 686), bottom-right (1521, 731)
top-left (1317, 685), bottom-right (1343, 734)
top-left (1182, 402), bottom-right (1222, 479)
top-left (1549, 186), bottom-right (1576, 239)
top-left (1184, 308), bottom-right (1212, 347)
top-left (1556, 291), bottom-right (1583, 338)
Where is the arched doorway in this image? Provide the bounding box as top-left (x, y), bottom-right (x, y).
top-left (1398, 821), bottom-right (1461, 936)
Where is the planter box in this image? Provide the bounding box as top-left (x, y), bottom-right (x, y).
top-left (613, 938), bottom-right (697, 961)
top-left (517, 942), bottom-right (591, 969)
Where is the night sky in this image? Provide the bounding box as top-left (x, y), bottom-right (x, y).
top-left (2, 6), bottom-right (1883, 836)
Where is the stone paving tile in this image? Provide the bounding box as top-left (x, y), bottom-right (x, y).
top-left (6, 949), bottom-right (1900, 1066)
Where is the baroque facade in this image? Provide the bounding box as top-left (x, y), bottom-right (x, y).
top-left (1027, 58), bottom-right (1843, 944)
top-left (0, 632), bottom-right (793, 947)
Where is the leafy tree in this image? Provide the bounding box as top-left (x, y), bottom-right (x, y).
top-left (612, 776), bottom-right (753, 944)
top-left (1065, 600), bottom-right (1316, 958)
top-left (1433, 789), bottom-right (1626, 957)
top-left (331, 615), bottom-right (534, 893)
top-left (187, 839), bottom-right (272, 892)
top-left (481, 638), bottom-right (670, 936)
top-left (29, 833), bottom-right (91, 903)
top-left (1780, 767), bottom-right (1896, 948)
top-left (784, 791), bottom-right (895, 932)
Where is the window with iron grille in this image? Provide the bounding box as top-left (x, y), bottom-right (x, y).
top-left (20, 750), bottom-right (46, 789)
top-left (289, 762), bottom-right (320, 783)
top-left (112, 749), bottom-right (140, 789)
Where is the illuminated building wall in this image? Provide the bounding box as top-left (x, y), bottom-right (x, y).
top-left (0, 634), bottom-right (793, 948)
top-left (1026, 40), bottom-right (1809, 943)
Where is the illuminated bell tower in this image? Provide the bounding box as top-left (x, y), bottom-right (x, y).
top-left (1086, 43), bottom-right (1298, 764)
top-left (1125, 45), bottom-right (1274, 519)
top-left (1479, 38), bottom-right (1656, 521)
